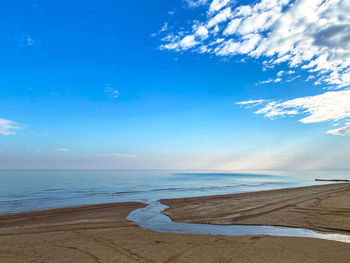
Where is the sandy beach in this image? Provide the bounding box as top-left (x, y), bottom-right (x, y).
top-left (1, 184), bottom-right (350, 262)
top-left (161, 183), bottom-right (350, 234)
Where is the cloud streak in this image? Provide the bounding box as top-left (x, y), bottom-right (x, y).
top-left (0, 118), bottom-right (21, 135)
top-left (105, 84), bottom-right (119, 98)
top-left (327, 123), bottom-right (350, 136)
top-left (238, 89), bottom-right (350, 135)
top-left (185, 0), bottom-right (209, 8)
top-left (257, 89), bottom-right (350, 123)
top-left (95, 153), bottom-right (138, 159)
top-left (54, 148), bottom-right (71, 152)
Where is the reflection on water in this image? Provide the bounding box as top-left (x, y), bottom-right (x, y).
top-left (128, 201), bottom-right (350, 244)
top-left (0, 170), bottom-right (308, 214)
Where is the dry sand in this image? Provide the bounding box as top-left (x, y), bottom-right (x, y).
top-left (161, 183), bottom-right (350, 234)
top-left (0, 184), bottom-right (350, 262)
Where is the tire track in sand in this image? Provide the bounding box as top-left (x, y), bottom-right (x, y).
top-left (164, 244), bottom-right (200, 263)
top-left (73, 230), bottom-right (154, 263)
top-left (50, 245), bottom-right (102, 263)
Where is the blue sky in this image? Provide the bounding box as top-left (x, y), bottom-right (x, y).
top-left (1, 0), bottom-right (350, 171)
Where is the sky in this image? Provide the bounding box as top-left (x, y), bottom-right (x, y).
top-left (1, 0), bottom-right (350, 171)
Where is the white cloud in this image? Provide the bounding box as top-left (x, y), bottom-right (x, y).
top-left (160, 25), bottom-right (210, 51)
top-left (180, 35), bottom-right (199, 49)
top-left (277, 70), bottom-right (284, 77)
top-left (0, 118), bottom-right (21, 135)
top-left (274, 77), bottom-right (282, 82)
top-left (256, 77), bottom-right (282, 85)
top-left (105, 84), bottom-right (119, 98)
top-left (259, 78), bottom-right (273, 84)
top-left (207, 7), bottom-right (232, 28)
top-left (327, 123), bottom-right (350, 136)
top-left (237, 99), bottom-right (265, 105)
top-left (161, 0), bottom-right (350, 88)
top-left (111, 90), bottom-right (119, 98)
top-left (19, 33), bottom-right (37, 48)
top-left (26, 37), bottom-right (35, 47)
top-left (95, 153), bottom-right (138, 159)
top-left (54, 148), bottom-right (71, 152)
top-left (254, 89), bottom-right (350, 124)
top-left (160, 0), bottom-right (350, 135)
top-left (185, 0), bottom-right (208, 8)
top-left (160, 22), bottom-right (168, 33)
top-left (223, 18), bottom-right (242, 35)
top-left (256, 70), bottom-right (295, 85)
top-left (209, 0), bottom-right (231, 13)
top-left (195, 26), bottom-right (209, 39)
top-left (277, 70), bottom-right (294, 77)
top-left (34, 148), bottom-right (71, 153)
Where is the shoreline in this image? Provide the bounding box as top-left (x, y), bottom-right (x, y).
top-left (315, 179), bottom-right (350, 182)
top-left (160, 183), bottom-right (350, 235)
top-left (1, 183), bottom-right (350, 234)
top-left (1, 183), bottom-right (350, 262)
top-left (0, 202), bottom-right (146, 229)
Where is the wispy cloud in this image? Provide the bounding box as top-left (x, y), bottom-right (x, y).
top-left (18, 33), bottom-right (37, 48)
top-left (160, 22), bottom-right (169, 33)
top-left (256, 70), bottom-right (295, 84)
top-left (151, 22), bottom-right (170, 38)
top-left (255, 89), bottom-right (350, 124)
top-left (0, 118), bottom-right (21, 135)
top-left (236, 99), bottom-right (265, 105)
top-left (34, 148), bottom-right (72, 153)
top-left (95, 153), bottom-right (138, 159)
top-left (209, 0), bottom-right (231, 13)
top-left (256, 77), bottom-right (281, 85)
top-left (54, 148), bottom-right (71, 152)
top-left (277, 70), bottom-right (295, 77)
top-left (327, 123), bottom-right (350, 136)
top-left (184, 0), bottom-right (209, 8)
top-left (238, 89), bottom-right (350, 135)
top-left (104, 84), bottom-right (119, 98)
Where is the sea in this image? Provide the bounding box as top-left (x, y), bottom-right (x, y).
top-left (1, 169), bottom-right (347, 215)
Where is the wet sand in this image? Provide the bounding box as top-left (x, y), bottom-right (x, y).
top-left (0, 184), bottom-right (350, 262)
top-left (161, 183), bottom-right (350, 234)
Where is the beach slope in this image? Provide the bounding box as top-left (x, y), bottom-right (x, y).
top-left (161, 183), bottom-right (350, 234)
top-left (1, 185), bottom-right (350, 262)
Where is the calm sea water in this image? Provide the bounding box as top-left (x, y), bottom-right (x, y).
top-left (2, 169), bottom-right (350, 243)
top-left (0, 169), bottom-right (345, 214)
